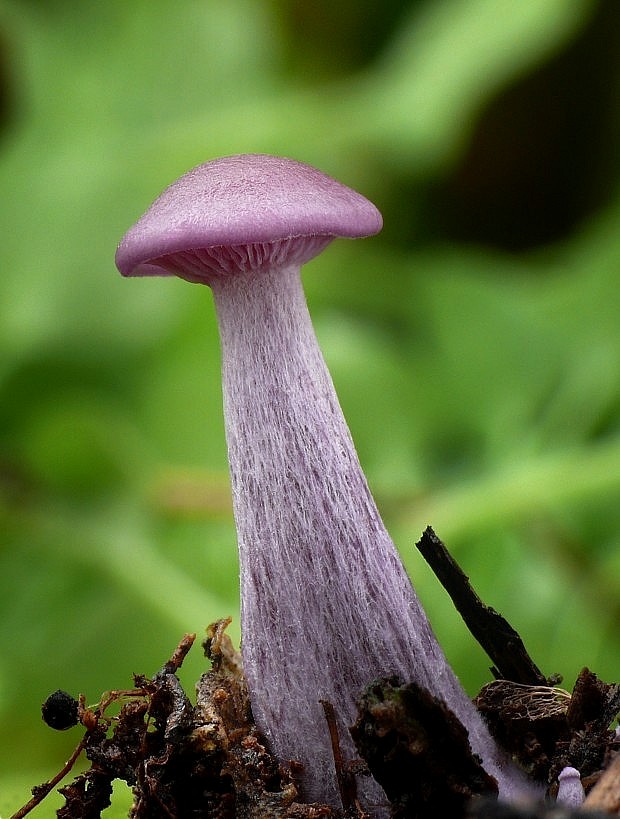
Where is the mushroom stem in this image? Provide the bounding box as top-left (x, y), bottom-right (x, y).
top-left (210, 261), bottom-right (530, 807)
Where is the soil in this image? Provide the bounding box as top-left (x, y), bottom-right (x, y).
top-left (11, 529), bottom-right (620, 819)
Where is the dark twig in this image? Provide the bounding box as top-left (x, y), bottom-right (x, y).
top-left (320, 699), bottom-right (361, 815)
top-left (415, 526), bottom-right (547, 685)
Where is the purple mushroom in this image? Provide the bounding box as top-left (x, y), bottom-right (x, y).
top-left (556, 767), bottom-right (585, 808)
top-left (116, 154), bottom-right (536, 811)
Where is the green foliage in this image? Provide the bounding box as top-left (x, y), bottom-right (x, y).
top-left (1, 0), bottom-right (618, 813)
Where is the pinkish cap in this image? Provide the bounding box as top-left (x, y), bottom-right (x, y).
top-left (115, 154), bottom-right (382, 284)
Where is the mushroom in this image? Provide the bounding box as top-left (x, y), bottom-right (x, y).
top-left (556, 767), bottom-right (585, 808)
top-left (116, 154), bottom-right (538, 811)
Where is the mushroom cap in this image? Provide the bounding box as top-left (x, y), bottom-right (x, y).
top-left (115, 154), bottom-right (383, 283)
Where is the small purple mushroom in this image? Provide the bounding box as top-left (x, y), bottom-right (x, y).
top-left (556, 766), bottom-right (585, 808)
top-left (116, 154), bottom-right (536, 811)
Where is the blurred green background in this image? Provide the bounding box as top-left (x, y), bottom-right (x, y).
top-left (1, 0), bottom-right (619, 814)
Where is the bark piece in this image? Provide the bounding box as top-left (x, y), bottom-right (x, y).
top-left (351, 676), bottom-right (498, 818)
